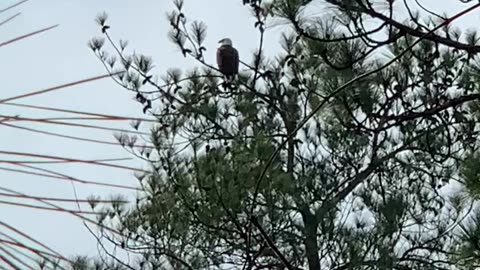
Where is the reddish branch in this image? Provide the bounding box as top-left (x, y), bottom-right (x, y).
top-left (0, 24), bottom-right (58, 49)
top-left (0, 71), bottom-right (123, 103)
top-left (0, 200), bottom-right (102, 215)
top-left (3, 102), bottom-right (156, 122)
top-left (0, 122), bottom-right (154, 149)
top-left (0, 192), bottom-right (128, 204)
top-left (0, 13), bottom-right (20, 27)
top-left (0, 165), bottom-right (140, 190)
top-left (0, 0), bottom-right (29, 14)
top-left (0, 115), bottom-right (149, 135)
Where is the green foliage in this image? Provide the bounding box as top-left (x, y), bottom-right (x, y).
top-left (83, 0), bottom-right (480, 269)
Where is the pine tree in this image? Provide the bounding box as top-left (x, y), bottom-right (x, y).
top-left (78, 0), bottom-right (480, 269)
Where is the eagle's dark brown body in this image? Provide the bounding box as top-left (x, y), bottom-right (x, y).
top-left (216, 44), bottom-right (239, 78)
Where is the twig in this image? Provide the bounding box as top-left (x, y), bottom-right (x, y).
top-left (0, 150), bottom-right (148, 173)
top-left (248, 0), bottom-right (480, 243)
top-left (0, 24), bottom-right (58, 48)
top-left (0, 71), bottom-right (122, 104)
top-left (0, 0), bottom-right (29, 14)
top-left (0, 164), bottom-right (140, 191)
top-left (0, 12), bottom-right (20, 28)
top-left (250, 216), bottom-right (296, 270)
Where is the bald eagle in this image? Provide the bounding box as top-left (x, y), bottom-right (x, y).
top-left (217, 38), bottom-right (239, 81)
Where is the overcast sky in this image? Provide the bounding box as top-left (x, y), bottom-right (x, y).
top-left (1, 0), bottom-right (479, 265)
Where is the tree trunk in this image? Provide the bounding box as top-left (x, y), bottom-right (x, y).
top-left (301, 208), bottom-right (321, 270)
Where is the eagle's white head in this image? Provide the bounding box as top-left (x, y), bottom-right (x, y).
top-left (218, 38), bottom-right (233, 47)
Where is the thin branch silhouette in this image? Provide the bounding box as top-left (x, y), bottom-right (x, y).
top-left (0, 24), bottom-right (58, 49)
top-left (0, 0), bottom-right (30, 14)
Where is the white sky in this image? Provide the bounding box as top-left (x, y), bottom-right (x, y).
top-left (0, 0), bottom-right (479, 265)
